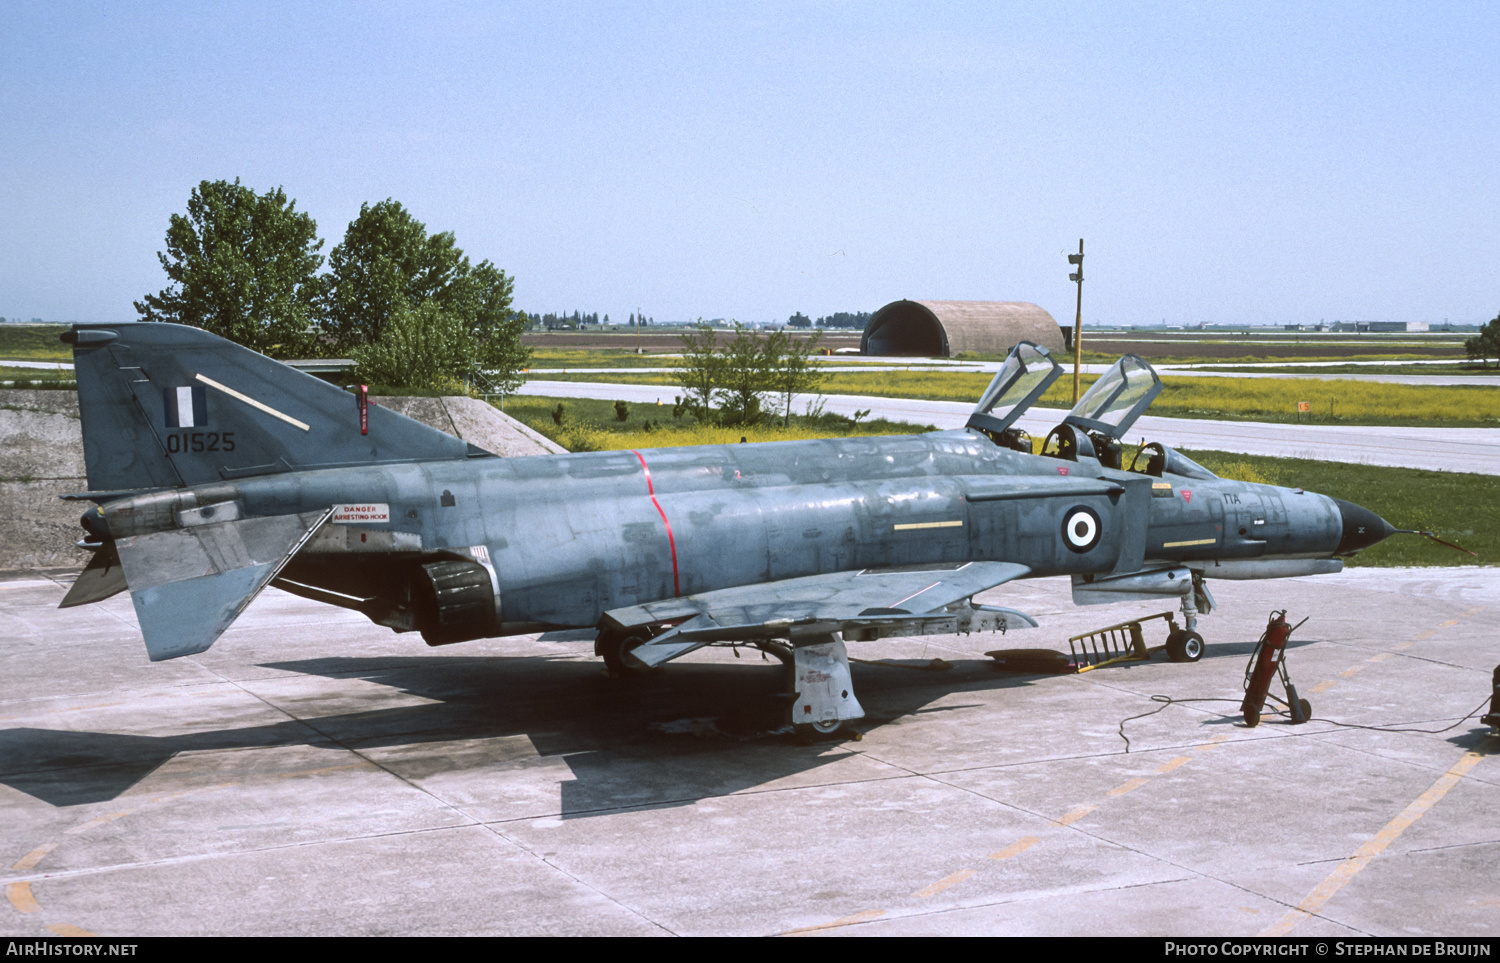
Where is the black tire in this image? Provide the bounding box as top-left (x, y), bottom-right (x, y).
top-left (1243, 708), bottom-right (1260, 728)
top-left (794, 719), bottom-right (843, 740)
top-left (599, 632), bottom-right (651, 677)
top-left (1166, 630), bottom-right (1205, 663)
top-left (1298, 698), bottom-right (1312, 723)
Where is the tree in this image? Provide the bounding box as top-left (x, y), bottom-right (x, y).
top-left (675, 322), bottom-right (724, 422)
top-left (351, 300), bottom-right (472, 391)
top-left (718, 323), bottom-right (773, 426)
top-left (1465, 312), bottom-right (1500, 369)
top-left (764, 329), bottom-right (825, 425)
top-left (324, 199), bottom-right (469, 349)
top-left (787, 312), bottom-right (812, 329)
top-left (328, 199), bottom-right (529, 392)
top-left (135, 179), bottom-right (325, 356)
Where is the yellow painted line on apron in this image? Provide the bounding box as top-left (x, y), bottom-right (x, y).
top-left (781, 908), bottom-right (886, 935)
top-left (1107, 777), bottom-right (1151, 797)
top-left (1198, 733), bottom-right (1232, 751)
top-left (989, 836), bottom-right (1040, 860)
top-left (912, 869), bottom-right (977, 898)
top-left (1260, 746), bottom-right (1491, 937)
top-left (1461, 607), bottom-right (1485, 617)
top-left (6, 882), bottom-right (40, 914)
top-left (1309, 680), bottom-right (1337, 694)
top-left (46, 924), bottom-right (96, 937)
top-left (1054, 804), bottom-right (1096, 827)
top-left (66, 810), bottom-right (131, 835)
top-left (1392, 641), bottom-right (1414, 651)
top-left (1437, 619), bottom-right (1460, 628)
top-left (1414, 629), bottom-right (1438, 641)
top-left (1155, 756), bottom-right (1192, 773)
top-left (12, 844), bottom-right (55, 871)
top-left (1368, 652), bottom-right (1393, 663)
top-left (893, 520), bottom-right (963, 531)
top-left (1338, 665), bottom-right (1364, 678)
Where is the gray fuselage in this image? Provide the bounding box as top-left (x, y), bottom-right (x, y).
top-left (206, 429), bottom-right (1344, 632)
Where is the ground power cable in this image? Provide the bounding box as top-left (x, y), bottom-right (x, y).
top-left (1117, 693), bottom-right (1495, 752)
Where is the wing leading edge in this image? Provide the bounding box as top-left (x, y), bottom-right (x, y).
top-left (603, 560), bottom-right (1036, 668)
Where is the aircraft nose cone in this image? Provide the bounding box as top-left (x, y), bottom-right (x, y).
top-left (1331, 497), bottom-right (1396, 554)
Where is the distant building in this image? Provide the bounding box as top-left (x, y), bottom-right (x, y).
top-left (862, 300), bottom-right (1066, 357)
top-left (1330, 321), bottom-right (1428, 333)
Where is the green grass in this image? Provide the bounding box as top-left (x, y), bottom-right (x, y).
top-left (0, 324), bottom-right (72, 361)
top-left (1174, 450), bottom-right (1493, 567)
top-left (1184, 363), bottom-right (1498, 377)
top-left (501, 395), bottom-right (935, 452)
top-left (533, 369), bottom-right (1500, 427)
top-left (526, 348), bottom-right (685, 368)
top-left (0, 365), bottom-right (77, 389)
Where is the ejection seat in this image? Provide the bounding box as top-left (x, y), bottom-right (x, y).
top-left (1127, 442), bottom-right (1219, 481)
top-left (1041, 354), bottom-right (1164, 470)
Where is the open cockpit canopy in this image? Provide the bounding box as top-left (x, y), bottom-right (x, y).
top-left (965, 341), bottom-right (1063, 437)
top-left (1062, 354), bottom-right (1163, 439)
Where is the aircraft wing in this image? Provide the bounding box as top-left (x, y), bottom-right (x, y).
top-left (602, 560), bottom-right (1035, 668)
top-left (115, 509), bottom-right (332, 661)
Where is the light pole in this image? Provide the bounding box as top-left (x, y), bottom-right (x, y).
top-left (1068, 239), bottom-right (1084, 404)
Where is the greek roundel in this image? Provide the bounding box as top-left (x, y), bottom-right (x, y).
top-left (163, 385), bottom-right (208, 428)
top-left (1061, 505), bottom-right (1102, 553)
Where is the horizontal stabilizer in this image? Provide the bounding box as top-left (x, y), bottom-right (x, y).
top-left (607, 561), bottom-right (1033, 669)
top-left (59, 541), bottom-right (128, 609)
top-left (118, 509), bottom-right (330, 661)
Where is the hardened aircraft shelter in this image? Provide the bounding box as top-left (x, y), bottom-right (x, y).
top-left (862, 300), bottom-right (1067, 357)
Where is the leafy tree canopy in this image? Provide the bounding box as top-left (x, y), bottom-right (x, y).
top-left (675, 323), bottom-right (826, 427)
top-left (328, 199), bottom-right (529, 391)
top-left (352, 300), bottom-right (472, 392)
top-left (324, 199), bottom-right (471, 349)
top-left (135, 178), bottom-right (325, 357)
top-left (1465, 312), bottom-right (1500, 369)
top-left (675, 322), bottom-right (726, 422)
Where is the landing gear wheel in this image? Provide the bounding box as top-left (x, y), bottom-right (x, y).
top-left (598, 632), bottom-right (651, 677)
top-left (1244, 708), bottom-right (1261, 728)
top-left (794, 718), bottom-right (843, 740)
top-left (1166, 630), bottom-right (1204, 663)
top-left (1298, 698), bottom-right (1312, 723)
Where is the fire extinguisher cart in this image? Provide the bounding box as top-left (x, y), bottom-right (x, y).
top-left (1241, 610), bottom-right (1311, 728)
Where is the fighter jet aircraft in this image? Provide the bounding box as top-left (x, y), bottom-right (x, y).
top-left (58, 324), bottom-right (1397, 735)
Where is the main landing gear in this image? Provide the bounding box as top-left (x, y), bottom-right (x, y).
top-left (595, 628), bottom-right (865, 739)
top-left (785, 635), bottom-right (865, 739)
top-left (596, 629), bottom-right (652, 677)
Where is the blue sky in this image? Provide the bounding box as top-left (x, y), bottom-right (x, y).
top-left (2, 2), bottom-right (1496, 327)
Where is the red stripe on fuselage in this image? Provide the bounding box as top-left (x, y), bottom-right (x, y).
top-left (631, 450), bottom-right (680, 597)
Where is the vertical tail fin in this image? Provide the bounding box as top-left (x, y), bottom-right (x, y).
top-left (66, 322), bottom-right (478, 492)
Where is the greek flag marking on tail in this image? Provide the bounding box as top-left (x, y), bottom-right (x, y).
top-left (164, 385), bottom-right (208, 428)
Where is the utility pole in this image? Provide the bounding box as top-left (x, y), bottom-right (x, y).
top-left (1068, 239), bottom-right (1085, 404)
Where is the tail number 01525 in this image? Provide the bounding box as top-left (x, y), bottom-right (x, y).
top-left (166, 432), bottom-right (236, 453)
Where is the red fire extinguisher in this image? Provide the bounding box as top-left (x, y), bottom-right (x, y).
top-left (1242, 610), bottom-right (1310, 727)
